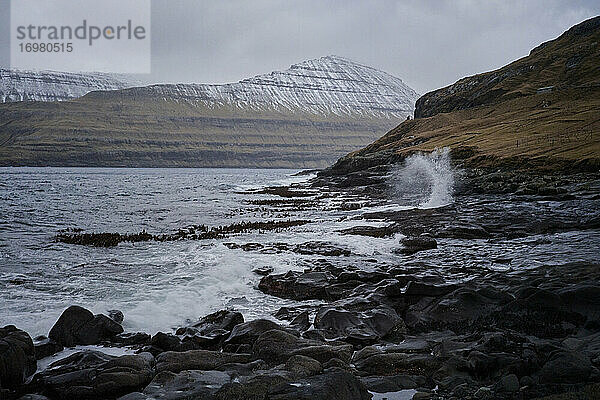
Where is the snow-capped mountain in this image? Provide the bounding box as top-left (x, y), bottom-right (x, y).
top-left (0, 69), bottom-right (134, 102)
top-left (1, 56), bottom-right (418, 118)
top-left (137, 56), bottom-right (419, 118)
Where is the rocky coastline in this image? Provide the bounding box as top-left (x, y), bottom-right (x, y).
top-left (2, 163), bottom-right (600, 400)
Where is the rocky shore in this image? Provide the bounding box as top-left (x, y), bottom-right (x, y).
top-left (2, 164), bottom-right (600, 400)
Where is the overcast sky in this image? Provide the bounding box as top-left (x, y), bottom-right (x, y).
top-left (2, 0), bottom-right (599, 93)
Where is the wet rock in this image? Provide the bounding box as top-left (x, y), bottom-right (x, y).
top-left (284, 355), bottom-right (322, 377)
top-left (399, 236), bottom-right (438, 254)
top-left (314, 305), bottom-right (401, 345)
top-left (48, 306), bottom-right (124, 347)
top-left (33, 337), bottom-right (63, 360)
top-left (108, 310), bottom-right (124, 324)
top-left (360, 374), bottom-right (426, 392)
top-left (17, 395), bottom-right (51, 400)
top-left (0, 325), bottom-right (36, 389)
top-left (259, 271), bottom-right (330, 301)
top-left (405, 286), bottom-right (512, 332)
top-left (293, 241), bottom-right (351, 257)
top-left (494, 373), bottom-right (520, 392)
top-left (291, 344), bottom-right (354, 364)
top-left (112, 332), bottom-right (151, 346)
top-left (437, 223), bottom-right (491, 239)
top-left (119, 370), bottom-right (232, 400)
top-left (289, 311), bottom-right (310, 332)
top-left (339, 225), bottom-right (397, 238)
top-left (268, 370), bottom-right (371, 400)
top-left (252, 329), bottom-right (307, 364)
top-left (215, 370), bottom-right (291, 400)
top-left (252, 266), bottom-right (274, 276)
top-left (353, 350), bottom-right (441, 376)
top-left (36, 350), bottom-right (154, 399)
top-left (537, 350), bottom-right (592, 384)
top-left (404, 281), bottom-right (459, 297)
top-left (224, 319), bottom-right (286, 346)
top-left (184, 310), bottom-right (244, 336)
top-left (155, 350), bottom-right (251, 373)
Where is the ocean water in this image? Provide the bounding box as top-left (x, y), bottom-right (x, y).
top-left (0, 167), bottom-right (401, 336)
top-left (1, 162), bottom-right (598, 338)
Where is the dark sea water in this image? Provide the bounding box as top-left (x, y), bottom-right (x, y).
top-left (1, 165), bottom-right (598, 339)
top-left (0, 167), bottom-right (400, 336)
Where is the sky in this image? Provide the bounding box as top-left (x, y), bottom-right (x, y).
top-left (1, 0), bottom-right (599, 93)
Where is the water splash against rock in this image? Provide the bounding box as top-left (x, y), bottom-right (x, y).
top-left (391, 148), bottom-right (455, 209)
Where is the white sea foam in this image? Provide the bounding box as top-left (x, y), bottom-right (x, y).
top-left (391, 147), bottom-right (455, 209)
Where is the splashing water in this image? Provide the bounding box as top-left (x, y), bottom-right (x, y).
top-left (391, 147), bottom-right (455, 209)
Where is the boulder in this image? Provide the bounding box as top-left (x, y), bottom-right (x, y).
top-left (399, 236), bottom-right (437, 254)
top-left (155, 350), bottom-right (251, 373)
top-left (291, 344), bottom-right (354, 364)
top-left (48, 306), bottom-right (123, 346)
top-left (224, 319), bottom-right (285, 346)
top-left (119, 370), bottom-right (231, 400)
top-left (537, 350), bottom-right (592, 384)
top-left (268, 371), bottom-right (371, 400)
top-left (36, 350), bottom-right (154, 399)
top-left (252, 329), bottom-right (306, 364)
top-left (0, 325), bottom-right (37, 389)
top-left (360, 374), bottom-right (426, 392)
top-left (284, 355), bottom-right (322, 377)
top-left (33, 337), bottom-right (63, 360)
top-left (259, 271), bottom-right (331, 300)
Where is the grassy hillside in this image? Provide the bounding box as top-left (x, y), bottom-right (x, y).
top-left (0, 88), bottom-right (398, 168)
top-left (327, 16), bottom-right (600, 174)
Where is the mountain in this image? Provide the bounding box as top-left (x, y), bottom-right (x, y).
top-left (0, 56), bottom-right (419, 168)
top-left (0, 69), bottom-right (135, 102)
top-left (326, 16), bottom-right (600, 176)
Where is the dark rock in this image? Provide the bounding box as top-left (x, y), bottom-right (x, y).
top-left (360, 374), bottom-right (426, 392)
top-left (215, 370), bottom-right (290, 400)
top-left (268, 371), bottom-right (371, 400)
top-left (252, 329), bottom-right (306, 364)
top-left (259, 271), bottom-right (330, 301)
top-left (48, 306), bottom-right (123, 346)
top-left (291, 344), bottom-right (354, 364)
top-left (112, 332), bottom-right (151, 346)
top-left (353, 350), bottom-right (441, 376)
top-left (224, 319), bottom-right (285, 346)
top-left (0, 325), bottom-right (37, 389)
top-left (33, 337), bottom-right (63, 360)
top-left (108, 310), bottom-right (124, 324)
top-left (252, 266), bottom-right (274, 276)
top-left (119, 370), bottom-right (231, 400)
top-left (537, 350), bottom-right (592, 384)
top-left (290, 311), bottom-right (310, 332)
top-left (399, 236), bottom-right (437, 254)
top-left (437, 223), bottom-right (491, 239)
top-left (189, 310), bottom-right (244, 335)
top-left (314, 305), bottom-right (401, 344)
top-left (494, 373), bottom-right (520, 392)
top-left (155, 350), bottom-right (251, 373)
top-left (36, 350), bottom-right (154, 399)
top-left (293, 242), bottom-right (351, 257)
top-left (284, 355), bottom-right (322, 377)
top-left (150, 332), bottom-right (184, 352)
top-left (404, 281), bottom-right (459, 297)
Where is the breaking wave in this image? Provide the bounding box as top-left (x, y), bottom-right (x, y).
top-left (391, 147), bottom-right (455, 209)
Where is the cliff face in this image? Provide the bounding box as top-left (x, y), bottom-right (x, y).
top-left (0, 56), bottom-right (418, 168)
top-left (414, 16), bottom-right (600, 118)
top-left (326, 16), bottom-right (600, 175)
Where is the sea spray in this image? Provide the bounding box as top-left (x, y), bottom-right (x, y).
top-left (391, 147), bottom-right (455, 208)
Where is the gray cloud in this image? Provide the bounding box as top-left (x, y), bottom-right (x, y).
top-left (2, 0), bottom-right (599, 94)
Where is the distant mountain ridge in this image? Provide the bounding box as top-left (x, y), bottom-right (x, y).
top-left (0, 56), bottom-right (418, 120)
top-left (0, 69), bottom-right (135, 102)
top-left (130, 56), bottom-right (418, 118)
top-left (0, 56), bottom-right (418, 168)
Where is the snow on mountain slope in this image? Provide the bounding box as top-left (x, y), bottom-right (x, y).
top-left (1, 56), bottom-right (419, 118)
top-left (141, 56), bottom-right (419, 118)
top-left (0, 69), bottom-right (133, 102)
